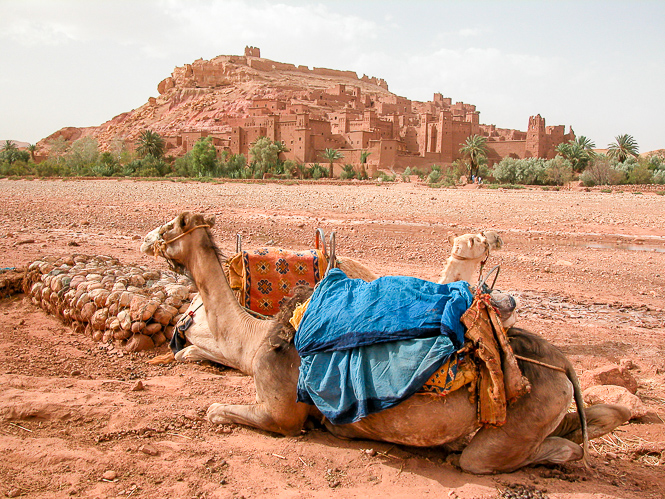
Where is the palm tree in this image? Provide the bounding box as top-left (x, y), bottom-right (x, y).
top-left (27, 144), bottom-right (37, 162)
top-left (459, 134), bottom-right (488, 179)
top-left (607, 134), bottom-right (639, 163)
top-left (359, 150), bottom-right (371, 179)
top-left (135, 130), bottom-right (165, 159)
top-left (574, 135), bottom-right (596, 151)
top-left (321, 148), bottom-right (343, 178)
top-left (557, 140), bottom-right (594, 173)
top-left (2, 140), bottom-right (18, 164)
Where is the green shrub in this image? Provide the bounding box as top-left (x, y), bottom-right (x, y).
top-left (340, 164), bottom-right (357, 180)
top-left (410, 167), bottom-right (427, 179)
top-left (307, 163), bottom-right (328, 179)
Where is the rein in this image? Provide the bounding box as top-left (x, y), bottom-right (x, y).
top-left (450, 244), bottom-right (490, 262)
top-left (162, 224), bottom-right (211, 245)
top-left (514, 354), bottom-right (567, 373)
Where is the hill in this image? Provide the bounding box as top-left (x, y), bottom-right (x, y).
top-left (38, 46), bottom-right (573, 172)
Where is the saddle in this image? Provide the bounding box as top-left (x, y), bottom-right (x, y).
top-left (224, 230), bottom-right (333, 316)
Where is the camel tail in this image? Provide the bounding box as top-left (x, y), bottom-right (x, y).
top-left (566, 362), bottom-right (589, 468)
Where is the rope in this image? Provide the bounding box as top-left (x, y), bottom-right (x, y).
top-left (161, 224), bottom-right (211, 245)
top-left (151, 224), bottom-right (210, 273)
top-left (514, 354), bottom-right (567, 373)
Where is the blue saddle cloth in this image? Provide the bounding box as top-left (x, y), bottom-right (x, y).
top-left (295, 269), bottom-right (473, 425)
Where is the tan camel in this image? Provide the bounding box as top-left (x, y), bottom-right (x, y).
top-left (141, 212), bottom-right (630, 474)
top-left (142, 220), bottom-right (376, 365)
top-left (437, 231), bottom-right (503, 285)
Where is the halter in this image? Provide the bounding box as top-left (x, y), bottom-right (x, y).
top-left (152, 224), bottom-right (211, 270)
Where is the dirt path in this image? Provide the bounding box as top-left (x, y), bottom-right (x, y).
top-left (0, 178), bottom-right (663, 498)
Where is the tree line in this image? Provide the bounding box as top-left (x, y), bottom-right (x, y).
top-left (2, 131), bottom-right (663, 186)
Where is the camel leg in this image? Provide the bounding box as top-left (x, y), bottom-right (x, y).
top-left (207, 345), bottom-right (310, 436)
top-left (207, 402), bottom-right (309, 437)
top-left (459, 373), bottom-right (573, 474)
top-left (175, 344), bottom-right (217, 363)
top-left (551, 404), bottom-right (632, 444)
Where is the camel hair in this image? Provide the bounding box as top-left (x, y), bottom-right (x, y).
top-left (141, 211), bottom-right (630, 475)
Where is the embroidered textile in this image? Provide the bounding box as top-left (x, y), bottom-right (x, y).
top-left (226, 248), bottom-right (327, 316)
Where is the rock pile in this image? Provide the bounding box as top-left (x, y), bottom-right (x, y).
top-left (23, 254), bottom-right (196, 352)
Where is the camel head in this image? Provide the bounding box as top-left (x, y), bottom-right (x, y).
top-left (141, 212), bottom-right (216, 271)
top-left (447, 233), bottom-right (491, 261)
top-left (481, 230), bottom-right (503, 251)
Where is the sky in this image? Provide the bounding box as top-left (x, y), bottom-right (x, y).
top-left (1, 0), bottom-right (664, 152)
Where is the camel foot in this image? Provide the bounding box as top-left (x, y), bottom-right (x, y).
top-left (552, 404), bottom-right (632, 444)
top-left (207, 403), bottom-right (233, 425)
top-left (528, 436), bottom-right (584, 466)
top-left (146, 351), bottom-right (175, 365)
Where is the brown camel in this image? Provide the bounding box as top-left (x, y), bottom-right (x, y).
top-left (141, 212), bottom-right (630, 474)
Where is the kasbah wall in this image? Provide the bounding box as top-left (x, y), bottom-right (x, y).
top-left (160, 47), bottom-right (574, 177)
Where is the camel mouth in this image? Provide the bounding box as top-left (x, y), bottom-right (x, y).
top-left (482, 231), bottom-right (503, 251)
top-left (141, 227), bottom-right (160, 256)
top-left (142, 216), bottom-right (179, 256)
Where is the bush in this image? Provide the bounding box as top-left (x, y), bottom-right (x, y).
top-left (340, 164), bottom-right (357, 180)
top-left (652, 170), bottom-right (665, 184)
top-left (427, 164), bottom-right (442, 184)
top-left (627, 163), bottom-right (653, 184)
top-left (307, 163), bottom-right (328, 179)
top-left (544, 157), bottom-right (573, 185)
top-left (580, 157), bottom-right (625, 186)
top-left (377, 171), bottom-right (395, 182)
top-left (410, 167), bottom-right (427, 179)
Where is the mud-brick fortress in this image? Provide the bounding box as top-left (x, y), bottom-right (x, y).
top-left (148, 47), bottom-right (575, 175)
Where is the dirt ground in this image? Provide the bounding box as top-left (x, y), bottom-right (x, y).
top-left (0, 178), bottom-right (663, 499)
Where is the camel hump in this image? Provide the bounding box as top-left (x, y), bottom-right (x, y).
top-left (270, 285), bottom-right (314, 347)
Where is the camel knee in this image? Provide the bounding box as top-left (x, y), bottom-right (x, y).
top-left (529, 437), bottom-right (583, 466)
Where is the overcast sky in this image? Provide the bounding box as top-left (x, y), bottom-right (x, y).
top-left (2, 0), bottom-right (663, 152)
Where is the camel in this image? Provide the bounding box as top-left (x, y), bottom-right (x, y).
top-left (437, 231), bottom-right (503, 284)
top-left (143, 220), bottom-right (503, 366)
top-left (141, 212), bottom-right (630, 474)
top-left (142, 220), bottom-right (377, 366)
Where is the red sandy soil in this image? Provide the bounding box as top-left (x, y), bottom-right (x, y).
top-left (0, 178), bottom-right (663, 499)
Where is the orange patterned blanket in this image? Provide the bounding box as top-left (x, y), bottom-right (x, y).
top-left (226, 248), bottom-right (328, 316)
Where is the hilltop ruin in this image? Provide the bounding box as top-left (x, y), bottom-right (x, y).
top-left (41, 46), bottom-right (574, 174)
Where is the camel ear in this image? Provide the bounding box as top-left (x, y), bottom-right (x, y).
top-left (467, 237), bottom-right (475, 248)
top-left (205, 214), bottom-right (216, 227)
top-left (178, 213), bottom-right (188, 228)
top-left (448, 234), bottom-right (456, 245)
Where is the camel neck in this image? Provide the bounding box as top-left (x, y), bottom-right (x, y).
top-left (183, 235), bottom-right (270, 374)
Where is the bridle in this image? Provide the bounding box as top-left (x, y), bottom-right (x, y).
top-left (450, 241), bottom-right (491, 263)
top-left (152, 224), bottom-right (211, 271)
